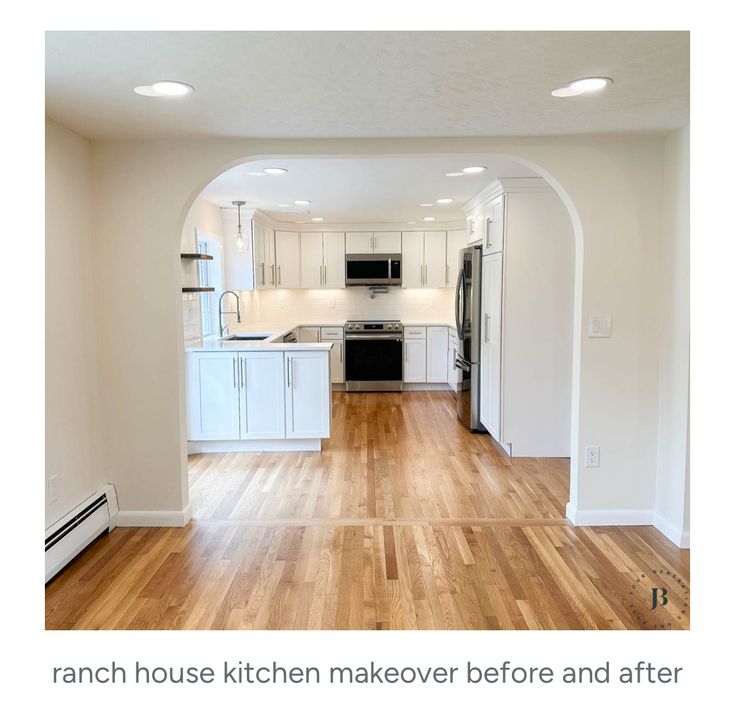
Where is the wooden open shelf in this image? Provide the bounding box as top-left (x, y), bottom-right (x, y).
top-left (180, 253), bottom-right (213, 260)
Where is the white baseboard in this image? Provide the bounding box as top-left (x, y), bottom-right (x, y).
top-left (188, 438), bottom-right (321, 453)
top-left (117, 504), bottom-right (191, 528)
top-left (653, 513), bottom-right (691, 548)
top-left (566, 503), bottom-right (653, 526)
top-left (402, 383), bottom-right (452, 391)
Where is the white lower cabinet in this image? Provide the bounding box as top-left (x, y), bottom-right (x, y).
top-left (186, 352), bottom-right (241, 440)
top-left (403, 338), bottom-right (427, 382)
top-left (298, 326), bottom-right (320, 342)
top-left (447, 329), bottom-right (461, 392)
top-left (239, 352), bottom-right (285, 439)
top-left (285, 351), bottom-right (331, 438)
top-left (321, 327), bottom-right (344, 384)
top-left (187, 349), bottom-right (330, 442)
top-left (426, 326), bottom-right (448, 382)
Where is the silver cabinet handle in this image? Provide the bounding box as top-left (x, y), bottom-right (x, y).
top-left (287, 357), bottom-right (291, 387)
top-left (339, 343), bottom-right (342, 362)
top-left (260, 262), bottom-right (265, 286)
top-left (232, 358), bottom-right (237, 388)
top-left (485, 313), bottom-right (491, 343)
top-left (323, 265), bottom-right (327, 286)
top-left (240, 358), bottom-right (246, 388)
top-left (277, 265), bottom-right (281, 286)
top-left (405, 343), bottom-right (408, 362)
top-left (270, 263), bottom-right (275, 285)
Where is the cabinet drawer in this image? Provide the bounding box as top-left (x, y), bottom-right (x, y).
top-left (320, 326), bottom-right (344, 340)
top-left (403, 326), bottom-right (427, 339)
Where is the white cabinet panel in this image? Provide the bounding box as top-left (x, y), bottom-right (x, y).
top-left (446, 229), bottom-right (466, 290)
top-left (466, 210), bottom-right (484, 245)
top-left (373, 231), bottom-right (401, 253)
top-left (300, 232), bottom-right (323, 289)
top-left (254, 221), bottom-right (276, 289)
top-left (274, 231), bottom-right (300, 288)
top-left (329, 341), bottom-right (344, 383)
top-left (346, 232), bottom-right (374, 254)
top-left (480, 252), bottom-right (503, 440)
top-left (401, 231), bottom-right (424, 288)
top-left (299, 327), bottom-right (320, 343)
top-left (403, 338), bottom-right (427, 383)
top-left (186, 352), bottom-right (240, 441)
top-left (447, 332), bottom-right (461, 392)
top-left (239, 352), bottom-right (285, 439)
top-left (323, 232), bottom-right (346, 288)
top-left (424, 232), bottom-right (447, 287)
top-left (484, 195), bottom-right (505, 254)
top-left (285, 351), bottom-right (331, 438)
top-left (426, 327), bottom-right (448, 382)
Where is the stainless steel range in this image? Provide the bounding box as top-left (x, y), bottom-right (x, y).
top-left (344, 320), bottom-right (403, 392)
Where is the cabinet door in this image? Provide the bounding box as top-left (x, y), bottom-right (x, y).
top-left (186, 352), bottom-right (240, 440)
top-left (446, 229), bottom-right (466, 290)
top-left (285, 351), bottom-right (331, 438)
top-left (401, 231), bottom-right (424, 288)
top-left (424, 232), bottom-right (447, 287)
top-left (403, 338), bottom-right (427, 382)
top-left (346, 232), bottom-right (374, 254)
top-left (253, 224), bottom-right (268, 289)
top-left (265, 230), bottom-right (277, 288)
top-left (239, 352), bottom-right (285, 439)
top-left (299, 327), bottom-right (320, 343)
top-left (447, 337), bottom-right (460, 392)
top-left (467, 211), bottom-right (484, 245)
top-left (373, 231), bottom-right (401, 253)
top-left (323, 232), bottom-right (346, 288)
top-left (329, 341), bottom-right (344, 383)
top-left (481, 252), bottom-right (503, 439)
top-left (484, 195), bottom-right (505, 254)
top-left (274, 231), bottom-right (300, 288)
top-left (426, 327), bottom-right (448, 382)
top-left (300, 232), bottom-right (323, 289)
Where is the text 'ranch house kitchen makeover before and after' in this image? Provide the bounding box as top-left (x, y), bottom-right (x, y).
top-left (45, 30), bottom-right (690, 631)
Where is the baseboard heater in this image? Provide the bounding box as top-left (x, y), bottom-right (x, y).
top-left (45, 484), bottom-right (118, 583)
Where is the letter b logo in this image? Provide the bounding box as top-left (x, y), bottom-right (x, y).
top-left (651, 588), bottom-right (668, 609)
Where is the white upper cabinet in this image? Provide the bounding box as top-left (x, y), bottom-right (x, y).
top-left (446, 229), bottom-right (466, 289)
top-left (274, 231), bottom-right (301, 288)
top-left (253, 220), bottom-right (277, 289)
top-left (285, 351), bottom-right (331, 438)
top-left (401, 231), bottom-right (448, 288)
top-left (373, 231), bottom-right (401, 253)
top-left (300, 232), bottom-right (345, 289)
top-left (346, 231), bottom-right (401, 254)
top-left (238, 351), bottom-right (285, 439)
top-left (323, 232), bottom-right (346, 288)
top-left (424, 232), bottom-right (447, 287)
top-left (484, 195), bottom-right (505, 254)
top-left (345, 232), bottom-right (374, 254)
top-left (466, 209), bottom-right (485, 245)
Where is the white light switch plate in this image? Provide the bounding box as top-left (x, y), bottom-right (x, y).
top-left (584, 446), bottom-right (600, 467)
top-left (588, 314), bottom-right (612, 338)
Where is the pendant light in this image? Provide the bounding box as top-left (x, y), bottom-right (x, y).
top-left (232, 200), bottom-right (246, 250)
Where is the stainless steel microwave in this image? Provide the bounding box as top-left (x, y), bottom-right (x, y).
top-left (345, 253), bottom-right (402, 287)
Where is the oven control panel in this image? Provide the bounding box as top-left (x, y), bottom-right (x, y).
top-left (345, 321), bottom-right (403, 332)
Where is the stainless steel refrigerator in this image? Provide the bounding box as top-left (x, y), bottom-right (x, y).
top-left (454, 245), bottom-right (485, 431)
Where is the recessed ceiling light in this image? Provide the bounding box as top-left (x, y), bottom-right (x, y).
top-left (311, 217), bottom-right (324, 222)
top-left (423, 216), bottom-right (436, 222)
top-left (294, 200), bottom-right (311, 205)
top-left (264, 167), bottom-right (288, 175)
top-left (247, 171), bottom-right (266, 176)
top-left (551, 77), bottom-right (613, 98)
top-left (419, 203), bottom-right (433, 207)
top-left (436, 198), bottom-right (453, 204)
top-left (446, 172), bottom-right (464, 177)
top-left (462, 166), bottom-right (487, 174)
top-left (134, 80), bottom-right (194, 97)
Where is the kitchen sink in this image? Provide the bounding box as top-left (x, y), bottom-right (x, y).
top-left (221, 334), bottom-right (270, 341)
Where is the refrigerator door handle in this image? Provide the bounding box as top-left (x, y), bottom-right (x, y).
top-left (455, 268), bottom-right (465, 340)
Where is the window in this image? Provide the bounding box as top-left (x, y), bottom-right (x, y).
top-left (196, 232), bottom-right (224, 338)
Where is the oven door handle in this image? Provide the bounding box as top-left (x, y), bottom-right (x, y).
top-left (345, 334), bottom-right (403, 341)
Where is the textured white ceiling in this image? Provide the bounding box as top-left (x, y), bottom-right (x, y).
top-left (46, 31), bottom-right (689, 140)
top-left (200, 155), bottom-right (536, 223)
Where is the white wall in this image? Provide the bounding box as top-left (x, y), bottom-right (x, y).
top-left (45, 119), bottom-right (104, 527)
top-left (654, 126), bottom-right (690, 546)
top-left (84, 134), bottom-right (672, 523)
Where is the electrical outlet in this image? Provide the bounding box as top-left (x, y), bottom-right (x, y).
top-left (48, 475), bottom-right (59, 504)
top-left (584, 446), bottom-right (600, 467)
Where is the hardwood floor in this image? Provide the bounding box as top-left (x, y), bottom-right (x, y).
top-left (46, 392), bottom-right (690, 630)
